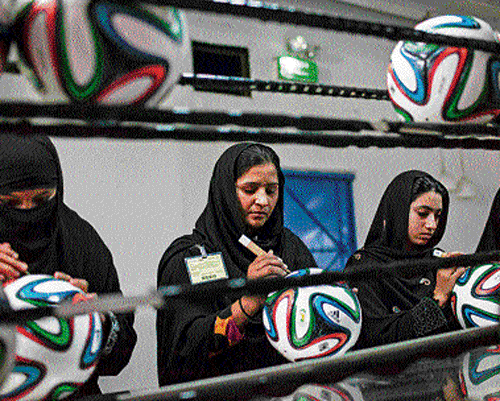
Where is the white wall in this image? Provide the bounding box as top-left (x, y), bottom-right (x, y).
top-left (2, 0), bottom-right (500, 394)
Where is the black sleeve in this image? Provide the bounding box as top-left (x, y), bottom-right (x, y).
top-left (65, 216), bottom-right (137, 377)
top-left (352, 278), bottom-right (449, 348)
top-left (282, 229), bottom-right (318, 270)
top-left (94, 267), bottom-right (137, 376)
top-left (345, 255), bottom-right (453, 349)
top-left (156, 251), bottom-right (230, 386)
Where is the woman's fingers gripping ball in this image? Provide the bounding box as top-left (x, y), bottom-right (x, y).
top-left (54, 271), bottom-right (89, 293)
top-left (0, 242), bottom-right (28, 281)
top-left (434, 252), bottom-right (469, 307)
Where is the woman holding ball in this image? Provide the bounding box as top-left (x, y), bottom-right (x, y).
top-left (156, 142), bottom-right (317, 385)
top-left (345, 170), bottom-right (466, 349)
top-left (0, 135), bottom-right (137, 397)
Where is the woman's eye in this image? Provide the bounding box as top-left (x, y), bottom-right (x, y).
top-left (417, 212), bottom-right (428, 218)
top-left (244, 188), bottom-right (256, 195)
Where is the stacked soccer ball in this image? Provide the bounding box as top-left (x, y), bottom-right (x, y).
top-left (451, 263), bottom-right (500, 329)
top-left (460, 345), bottom-right (500, 401)
top-left (262, 268), bottom-right (362, 362)
top-left (0, 0), bottom-right (190, 107)
top-left (387, 15), bottom-right (500, 123)
top-left (0, 274), bottom-right (103, 401)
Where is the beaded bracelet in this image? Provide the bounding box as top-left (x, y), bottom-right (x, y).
top-left (102, 312), bottom-right (120, 356)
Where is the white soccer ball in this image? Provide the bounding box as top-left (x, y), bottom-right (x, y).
top-left (460, 345), bottom-right (500, 401)
top-left (11, 0), bottom-right (190, 107)
top-left (451, 263), bottom-right (500, 329)
top-left (387, 15), bottom-right (500, 123)
top-left (0, 288), bottom-right (16, 394)
top-left (262, 268), bottom-right (362, 362)
top-left (0, 274), bottom-right (103, 401)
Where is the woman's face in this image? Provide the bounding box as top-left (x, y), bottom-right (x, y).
top-left (0, 187), bottom-right (56, 210)
top-left (236, 163), bottom-right (279, 232)
top-left (407, 190), bottom-right (443, 248)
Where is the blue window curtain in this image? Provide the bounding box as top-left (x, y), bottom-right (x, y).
top-left (283, 170), bottom-right (357, 271)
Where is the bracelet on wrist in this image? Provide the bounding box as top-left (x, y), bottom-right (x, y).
top-left (102, 312), bottom-right (120, 356)
top-left (238, 297), bottom-right (262, 324)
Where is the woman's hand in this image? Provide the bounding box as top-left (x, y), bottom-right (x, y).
top-left (233, 251), bottom-right (291, 326)
top-left (433, 252), bottom-right (468, 308)
top-left (245, 250), bottom-right (290, 308)
top-left (0, 242), bottom-right (28, 281)
top-left (54, 271), bottom-right (89, 293)
top-left (56, 278), bottom-right (107, 324)
top-left (246, 250), bottom-right (291, 281)
top-left (71, 291), bottom-right (107, 325)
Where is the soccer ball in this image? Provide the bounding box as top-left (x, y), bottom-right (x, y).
top-left (0, 288), bottom-right (16, 393)
top-left (11, 0), bottom-right (189, 107)
top-left (451, 263), bottom-right (500, 329)
top-left (0, 274), bottom-right (103, 401)
top-left (387, 15), bottom-right (500, 123)
top-left (262, 268), bottom-right (362, 362)
top-left (460, 345), bottom-right (500, 401)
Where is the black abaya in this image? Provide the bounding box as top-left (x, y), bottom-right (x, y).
top-left (344, 170), bottom-right (460, 349)
top-left (0, 136), bottom-right (137, 397)
top-left (476, 188), bottom-right (500, 252)
top-left (156, 143), bottom-right (317, 386)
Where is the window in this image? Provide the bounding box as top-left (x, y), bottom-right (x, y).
top-left (191, 41), bottom-right (250, 96)
top-left (283, 170), bottom-right (357, 271)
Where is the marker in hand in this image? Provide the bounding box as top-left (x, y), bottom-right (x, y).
top-left (238, 234), bottom-right (266, 256)
top-left (239, 234), bottom-right (291, 274)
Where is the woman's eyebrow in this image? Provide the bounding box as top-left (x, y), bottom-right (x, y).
top-left (416, 205), bottom-right (442, 213)
top-left (238, 181), bottom-right (279, 186)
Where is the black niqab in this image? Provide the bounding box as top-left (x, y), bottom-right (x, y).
top-left (0, 135), bottom-right (114, 293)
top-left (0, 136), bottom-right (60, 270)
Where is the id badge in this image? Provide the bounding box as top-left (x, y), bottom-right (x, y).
top-left (185, 252), bottom-right (228, 285)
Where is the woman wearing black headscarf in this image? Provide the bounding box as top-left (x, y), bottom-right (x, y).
top-left (476, 189), bottom-right (500, 252)
top-left (344, 170), bottom-right (466, 349)
top-left (0, 135), bottom-right (137, 397)
top-left (156, 142), bottom-right (317, 386)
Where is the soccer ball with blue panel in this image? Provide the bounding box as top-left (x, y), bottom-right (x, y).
top-left (262, 268), bottom-right (362, 362)
top-left (11, 0), bottom-right (189, 107)
top-left (387, 15), bottom-right (500, 123)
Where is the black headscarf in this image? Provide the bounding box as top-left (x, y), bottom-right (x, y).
top-left (158, 142), bottom-right (288, 282)
top-left (0, 135), bottom-right (112, 291)
top-left (360, 170), bottom-right (449, 263)
top-left (344, 171), bottom-right (455, 348)
top-left (157, 142), bottom-right (317, 385)
top-left (476, 188), bottom-right (500, 252)
top-left (0, 135), bottom-right (61, 271)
